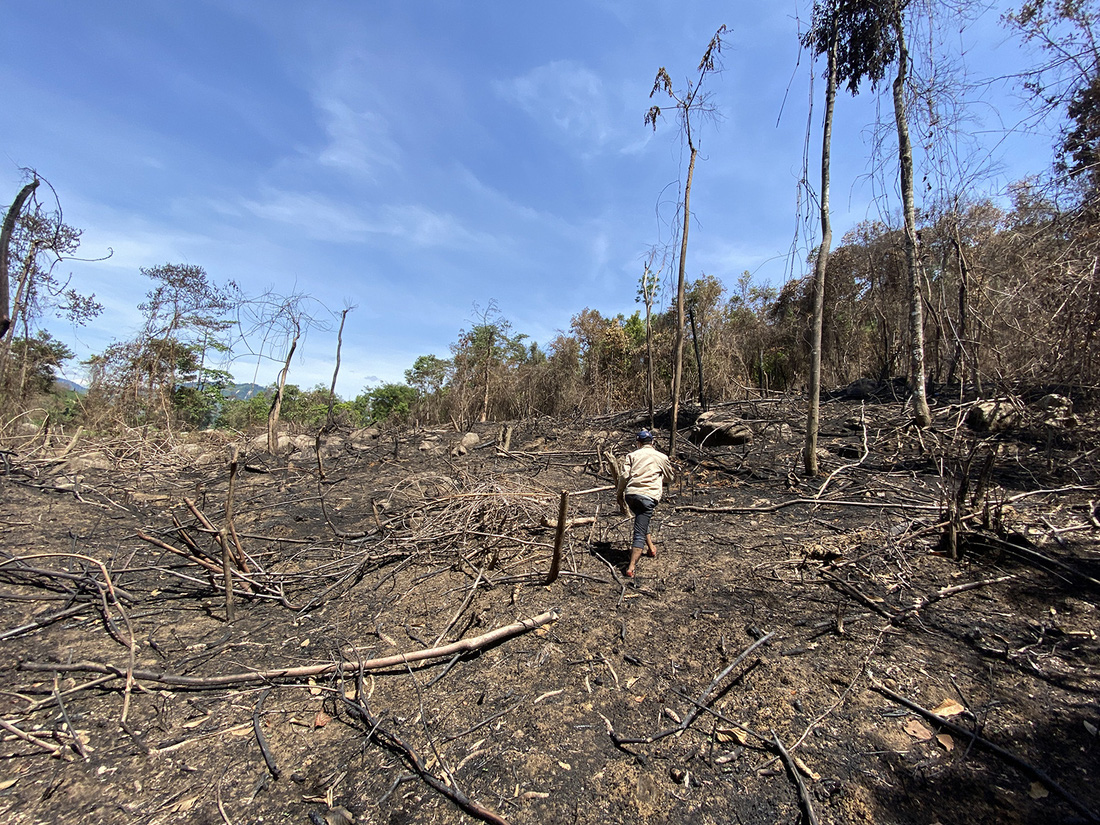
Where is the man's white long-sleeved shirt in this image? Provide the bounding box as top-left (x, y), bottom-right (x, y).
top-left (621, 443), bottom-right (674, 502)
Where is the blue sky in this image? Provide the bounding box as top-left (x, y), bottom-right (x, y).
top-left (0, 1), bottom-right (1054, 397)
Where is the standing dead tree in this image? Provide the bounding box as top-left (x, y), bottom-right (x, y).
top-left (646, 24), bottom-right (727, 457)
top-left (326, 304), bottom-right (355, 430)
top-left (0, 177), bottom-right (40, 341)
top-left (235, 290), bottom-right (329, 454)
top-left (639, 256), bottom-right (661, 429)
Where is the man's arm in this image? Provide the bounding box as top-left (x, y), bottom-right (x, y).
top-left (617, 456), bottom-right (630, 513)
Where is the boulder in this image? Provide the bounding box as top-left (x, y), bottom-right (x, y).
top-left (349, 428), bottom-right (380, 449)
top-left (690, 411), bottom-right (753, 447)
top-left (965, 398), bottom-right (1022, 432)
top-left (1037, 394), bottom-right (1078, 427)
top-left (451, 432), bottom-right (481, 457)
top-left (173, 443), bottom-right (218, 465)
top-left (289, 434), bottom-right (317, 453)
top-left (843, 378), bottom-right (879, 400)
top-left (65, 451), bottom-right (113, 472)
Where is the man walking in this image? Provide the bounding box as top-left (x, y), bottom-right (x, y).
top-left (617, 430), bottom-right (674, 578)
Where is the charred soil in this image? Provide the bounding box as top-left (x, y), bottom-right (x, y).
top-left (1, 396), bottom-right (1099, 825)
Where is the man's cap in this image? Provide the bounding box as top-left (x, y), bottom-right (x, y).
top-left (636, 429), bottom-right (653, 441)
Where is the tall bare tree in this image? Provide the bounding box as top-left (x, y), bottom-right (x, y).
top-left (639, 259), bottom-right (660, 429)
top-left (890, 1), bottom-right (932, 426)
top-left (0, 203), bottom-right (101, 393)
top-left (802, 3), bottom-right (841, 475)
top-left (326, 304), bottom-right (354, 429)
top-left (236, 290), bottom-right (328, 452)
top-left (646, 24), bottom-right (726, 457)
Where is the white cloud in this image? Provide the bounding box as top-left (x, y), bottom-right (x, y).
top-left (313, 96), bottom-right (402, 179)
top-left (238, 187), bottom-right (494, 253)
top-left (379, 203), bottom-right (493, 250)
top-left (240, 189), bottom-right (373, 240)
top-left (496, 61), bottom-right (626, 154)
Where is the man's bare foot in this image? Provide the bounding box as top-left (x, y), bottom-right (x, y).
top-left (645, 537), bottom-right (657, 558)
top-left (624, 567), bottom-right (635, 578)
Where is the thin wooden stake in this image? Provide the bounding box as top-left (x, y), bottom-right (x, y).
top-left (220, 525), bottom-right (234, 624)
top-left (545, 490), bottom-right (569, 584)
top-left (225, 445), bottom-right (248, 570)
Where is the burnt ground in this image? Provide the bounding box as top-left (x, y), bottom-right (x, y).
top-left (1, 396), bottom-right (1098, 825)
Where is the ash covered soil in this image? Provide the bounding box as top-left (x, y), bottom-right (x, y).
top-left (1, 397), bottom-right (1099, 825)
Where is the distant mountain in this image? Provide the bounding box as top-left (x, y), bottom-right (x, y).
top-left (48, 379), bottom-right (267, 400)
top-left (223, 383), bottom-right (268, 400)
top-left (54, 378), bottom-right (87, 395)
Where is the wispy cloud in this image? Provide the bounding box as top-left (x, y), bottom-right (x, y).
top-left (380, 203), bottom-right (493, 250)
top-left (313, 96), bottom-right (402, 179)
top-left (496, 61), bottom-right (626, 154)
top-left (239, 187), bottom-right (495, 253)
top-left (240, 189), bottom-right (373, 240)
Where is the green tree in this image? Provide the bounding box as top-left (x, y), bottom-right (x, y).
top-left (449, 302), bottom-right (528, 424)
top-left (8, 330), bottom-right (73, 397)
top-left (359, 383), bottom-right (419, 424)
top-left (217, 392), bottom-right (272, 431)
top-left (405, 353), bottom-right (451, 420)
top-left (86, 264), bottom-right (235, 427)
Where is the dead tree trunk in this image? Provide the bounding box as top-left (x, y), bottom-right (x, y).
top-left (268, 322), bottom-right (300, 455)
top-left (891, 9), bottom-right (932, 427)
top-left (688, 304), bottom-right (705, 410)
top-left (805, 35), bottom-right (837, 477)
top-left (0, 178), bottom-right (39, 342)
top-left (326, 307), bottom-right (351, 430)
top-left (669, 144), bottom-right (697, 457)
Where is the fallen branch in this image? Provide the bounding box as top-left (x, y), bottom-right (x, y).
top-left (814, 406), bottom-right (868, 501)
top-left (610, 632), bottom-right (774, 747)
top-left (540, 516), bottom-right (596, 530)
top-left (253, 687), bottom-right (280, 779)
top-left (3, 552), bottom-right (139, 727)
top-left (676, 498), bottom-right (938, 514)
top-left (0, 555), bottom-right (137, 604)
top-left (0, 604), bottom-right (89, 641)
top-left (443, 701), bottom-right (523, 743)
top-left (433, 568), bottom-right (484, 647)
top-left (52, 679), bottom-right (89, 761)
top-left (0, 716), bottom-right (68, 759)
top-left (22, 609), bottom-right (561, 689)
top-left (342, 687), bottom-right (511, 825)
top-left (771, 731), bottom-right (819, 825)
top-left (818, 569), bottom-right (897, 621)
top-left (895, 575), bottom-right (1017, 621)
top-left (571, 484), bottom-right (615, 496)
